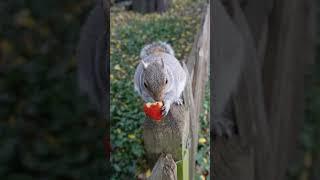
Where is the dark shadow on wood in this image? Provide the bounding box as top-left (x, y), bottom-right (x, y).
top-left (212, 0), bottom-right (315, 180)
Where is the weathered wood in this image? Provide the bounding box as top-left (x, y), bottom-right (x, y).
top-left (185, 4), bottom-right (210, 179)
top-left (262, 1), bottom-right (315, 179)
top-left (148, 154), bottom-right (177, 180)
top-left (212, 0), bottom-right (315, 179)
top-left (143, 101), bottom-right (189, 166)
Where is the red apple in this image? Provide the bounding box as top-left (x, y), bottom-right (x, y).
top-left (143, 101), bottom-right (164, 121)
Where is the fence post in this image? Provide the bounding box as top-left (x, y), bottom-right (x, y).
top-left (144, 4), bottom-right (210, 180)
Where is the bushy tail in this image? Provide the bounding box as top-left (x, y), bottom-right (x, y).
top-left (140, 41), bottom-right (175, 59)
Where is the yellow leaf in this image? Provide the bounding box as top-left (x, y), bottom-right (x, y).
top-left (200, 175), bottom-right (206, 180)
top-left (304, 151), bottom-right (312, 168)
top-left (128, 134), bottom-right (135, 139)
top-left (198, 137), bottom-right (206, 144)
top-left (8, 116), bottom-right (16, 127)
top-left (114, 64), bottom-right (121, 71)
top-left (146, 169), bottom-right (152, 177)
top-left (0, 40), bottom-right (13, 53)
top-left (45, 133), bottom-right (59, 146)
top-left (203, 158), bottom-right (208, 164)
top-left (15, 9), bottom-right (36, 29)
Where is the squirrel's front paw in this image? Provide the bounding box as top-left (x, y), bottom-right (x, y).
top-left (161, 101), bottom-right (171, 116)
top-left (212, 116), bottom-right (235, 137)
top-left (174, 98), bottom-right (183, 105)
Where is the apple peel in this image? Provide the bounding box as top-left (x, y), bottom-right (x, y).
top-left (143, 101), bottom-right (164, 121)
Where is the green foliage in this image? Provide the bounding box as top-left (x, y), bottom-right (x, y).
top-left (110, 0), bottom-right (207, 179)
top-left (0, 0), bottom-right (109, 179)
top-left (196, 83), bottom-right (210, 179)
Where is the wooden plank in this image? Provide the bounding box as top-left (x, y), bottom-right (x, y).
top-left (185, 4), bottom-right (210, 179)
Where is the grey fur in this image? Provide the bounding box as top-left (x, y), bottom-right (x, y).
top-left (140, 41), bottom-right (175, 59)
top-left (134, 42), bottom-right (186, 116)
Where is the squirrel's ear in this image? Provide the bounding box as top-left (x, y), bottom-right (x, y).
top-left (141, 61), bottom-right (148, 69)
top-left (160, 58), bottom-right (165, 69)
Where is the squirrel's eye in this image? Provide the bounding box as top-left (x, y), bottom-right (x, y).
top-left (144, 82), bottom-right (148, 88)
top-left (165, 79), bottom-right (168, 84)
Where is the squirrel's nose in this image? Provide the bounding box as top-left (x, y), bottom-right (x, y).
top-left (154, 94), bottom-right (164, 101)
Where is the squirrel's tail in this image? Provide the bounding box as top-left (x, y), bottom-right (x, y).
top-left (140, 41), bottom-right (175, 59)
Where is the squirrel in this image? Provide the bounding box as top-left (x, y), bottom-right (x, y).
top-left (134, 41), bottom-right (187, 116)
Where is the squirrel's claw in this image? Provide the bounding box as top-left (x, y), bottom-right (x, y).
top-left (161, 99), bottom-right (182, 116)
top-left (161, 101), bottom-right (171, 116)
top-left (174, 98), bottom-right (183, 105)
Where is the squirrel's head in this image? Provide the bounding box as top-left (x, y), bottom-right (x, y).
top-left (142, 58), bottom-right (169, 101)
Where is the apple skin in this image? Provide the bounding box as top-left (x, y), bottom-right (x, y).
top-left (143, 101), bottom-right (164, 121)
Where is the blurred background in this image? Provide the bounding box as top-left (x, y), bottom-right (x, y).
top-left (0, 0), bottom-right (108, 179)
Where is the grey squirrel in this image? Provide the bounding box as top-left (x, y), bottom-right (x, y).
top-left (134, 41), bottom-right (187, 116)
